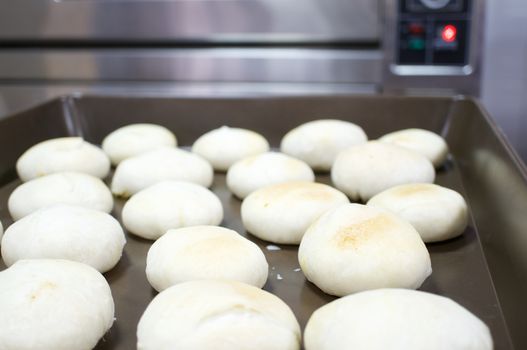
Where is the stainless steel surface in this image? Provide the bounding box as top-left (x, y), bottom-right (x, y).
top-left (481, 0), bottom-right (527, 162)
top-left (0, 0), bottom-right (379, 42)
top-left (0, 49), bottom-right (382, 83)
top-left (382, 0), bottom-right (484, 95)
top-left (0, 83), bottom-right (378, 119)
top-left (4, 0), bottom-right (525, 164)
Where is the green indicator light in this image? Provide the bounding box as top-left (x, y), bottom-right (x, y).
top-left (408, 38), bottom-right (425, 50)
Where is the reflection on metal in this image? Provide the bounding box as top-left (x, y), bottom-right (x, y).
top-left (0, 49), bottom-right (382, 83)
top-left (390, 64), bottom-right (474, 76)
top-left (0, 83), bottom-right (378, 119)
top-left (0, 0), bottom-right (379, 42)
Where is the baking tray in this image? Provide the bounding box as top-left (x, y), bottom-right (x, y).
top-left (0, 94), bottom-right (525, 349)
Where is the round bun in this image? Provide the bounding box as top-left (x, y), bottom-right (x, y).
top-left (298, 203), bottom-right (431, 296)
top-left (0, 259), bottom-right (115, 350)
top-left (111, 147), bottom-right (213, 198)
top-left (146, 226), bottom-right (268, 291)
top-left (192, 126), bottom-right (270, 171)
top-left (331, 141), bottom-right (435, 201)
top-left (227, 152), bottom-right (315, 199)
top-left (137, 280), bottom-right (301, 350)
top-left (367, 183), bottom-right (468, 243)
top-left (8, 172), bottom-right (113, 221)
top-left (102, 123), bottom-right (177, 165)
top-left (16, 137), bottom-right (110, 182)
top-left (2, 204), bottom-right (126, 272)
top-left (379, 128), bottom-right (449, 167)
top-left (122, 181), bottom-right (223, 240)
top-left (304, 288), bottom-right (492, 350)
top-left (281, 119), bottom-right (367, 171)
top-left (241, 181), bottom-right (349, 244)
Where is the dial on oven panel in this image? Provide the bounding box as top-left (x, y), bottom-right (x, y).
top-left (397, 0), bottom-right (471, 66)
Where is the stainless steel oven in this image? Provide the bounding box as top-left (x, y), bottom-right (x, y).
top-left (0, 0), bottom-right (484, 115)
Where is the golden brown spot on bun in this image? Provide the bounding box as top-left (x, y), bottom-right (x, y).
top-left (259, 182), bottom-right (334, 201)
top-left (185, 236), bottom-right (244, 255)
top-left (334, 214), bottom-right (393, 248)
top-left (30, 281), bottom-right (57, 301)
top-left (393, 184), bottom-right (436, 197)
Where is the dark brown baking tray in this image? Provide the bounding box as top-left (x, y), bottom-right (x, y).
top-left (0, 94), bottom-right (526, 349)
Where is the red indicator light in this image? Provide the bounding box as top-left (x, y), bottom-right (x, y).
top-left (441, 24), bottom-right (457, 42)
top-left (408, 23), bottom-right (424, 34)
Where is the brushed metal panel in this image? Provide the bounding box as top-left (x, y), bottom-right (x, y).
top-left (0, 49), bottom-right (382, 83)
top-left (0, 83), bottom-right (379, 119)
top-left (0, 0), bottom-right (379, 42)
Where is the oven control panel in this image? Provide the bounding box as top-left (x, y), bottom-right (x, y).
top-left (397, 0), bottom-right (471, 66)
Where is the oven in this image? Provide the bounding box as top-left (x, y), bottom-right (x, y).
top-left (0, 0), bottom-right (483, 115)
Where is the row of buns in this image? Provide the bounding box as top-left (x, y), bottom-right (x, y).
top-left (15, 121), bottom-right (447, 198)
top-left (0, 120), bottom-right (490, 350)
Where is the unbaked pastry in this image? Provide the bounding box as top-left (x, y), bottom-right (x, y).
top-left (368, 183), bottom-right (468, 242)
top-left (298, 203), bottom-right (431, 296)
top-left (16, 137), bottom-right (110, 181)
top-left (122, 181), bottom-right (223, 240)
top-left (331, 141), bottom-right (435, 201)
top-left (227, 152), bottom-right (315, 199)
top-left (102, 123), bottom-right (177, 165)
top-left (379, 128), bottom-right (449, 167)
top-left (2, 204), bottom-right (126, 272)
top-left (111, 147), bottom-right (213, 197)
top-left (281, 119), bottom-right (367, 171)
top-left (192, 126), bottom-right (269, 171)
top-left (146, 226), bottom-right (268, 291)
top-left (241, 181), bottom-right (349, 244)
top-left (0, 259), bottom-right (115, 350)
top-left (8, 172), bottom-right (113, 220)
top-left (304, 288), bottom-right (492, 350)
top-left (137, 280), bottom-right (301, 350)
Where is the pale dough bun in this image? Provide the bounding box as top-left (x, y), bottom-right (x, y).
top-left (146, 226), bottom-right (268, 291)
top-left (368, 183), bottom-right (468, 243)
top-left (226, 152), bottom-right (315, 199)
top-left (2, 204), bottom-right (126, 272)
top-left (8, 172), bottom-right (114, 221)
top-left (16, 137), bottom-right (110, 182)
top-left (192, 126), bottom-right (270, 171)
top-left (102, 123), bottom-right (177, 165)
top-left (304, 288), bottom-right (493, 350)
top-left (241, 181), bottom-right (349, 244)
top-left (281, 119), bottom-right (368, 171)
top-left (298, 203), bottom-right (431, 296)
top-left (111, 147), bottom-right (213, 198)
top-left (379, 128), bottom-right (449, 167)
top-left (122, 181), bottom-right (223, 240)
top-left (0, 259), bottom-right (115, 350)
top-left (331, 141), bottom-right (435, 201)
top-left (137, 280), bottom-right (301, 350)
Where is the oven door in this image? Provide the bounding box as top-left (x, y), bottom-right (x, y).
top-left (0, 0), bottom-right (379, 43)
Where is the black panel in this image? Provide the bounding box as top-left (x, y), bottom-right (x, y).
top-left (397, 0), bottom-right (471, 66)
top-left (432, 20), bottom-right (468, 65)
top-left (398, 20), bottom-right (428, 64)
